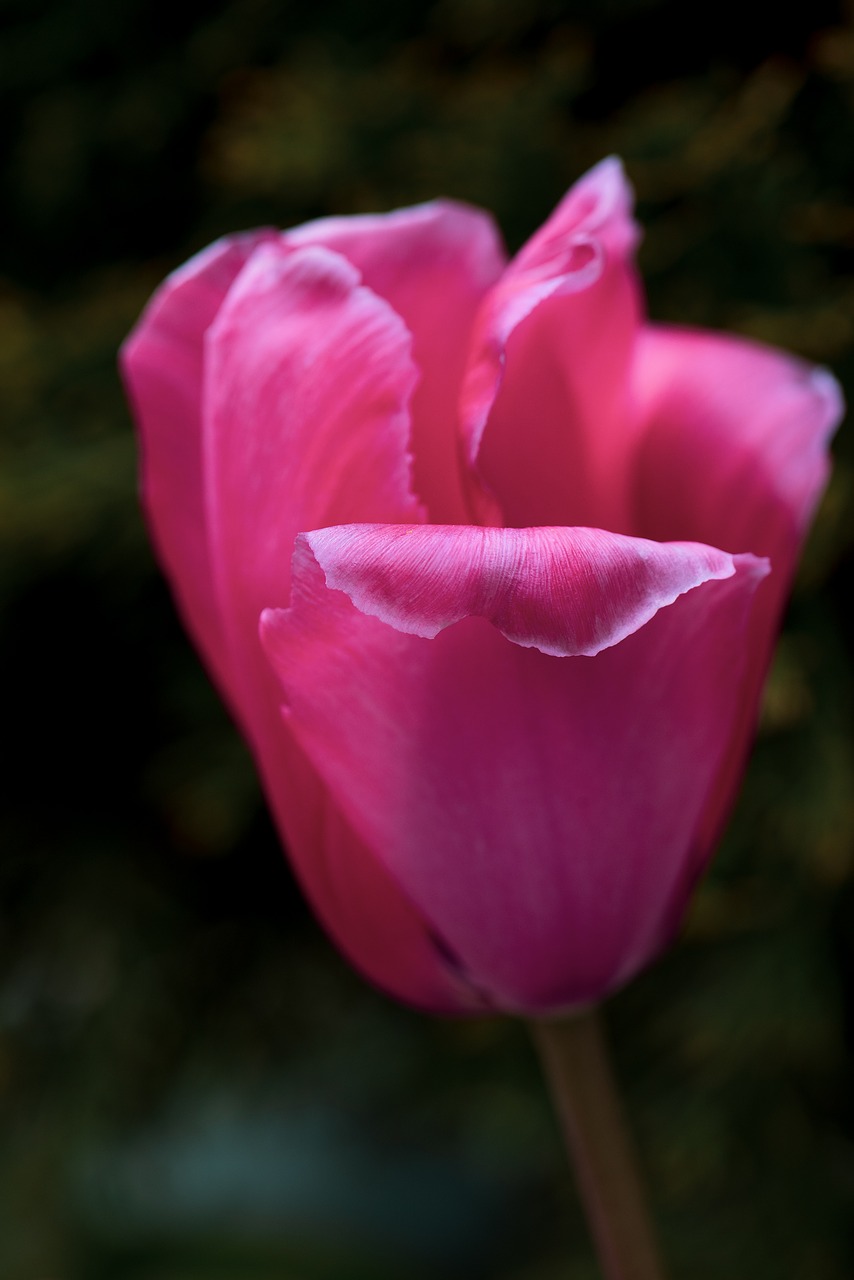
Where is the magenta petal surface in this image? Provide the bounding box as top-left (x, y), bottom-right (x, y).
top-left (460, 157), bottom-right (643, 529)
top-left (204, 240), bottom-right (424, 657)
top-left (632, 326), bottom-right (843, 879)
top-left (202, 239), bottom-right (478, 1011)
top-left (287, 201), bottom-right (506, 522)
top-left (295, 523), bottom-right (740, 656)
top-left (262, 534), bottom-right (769, 1012)
top-left (633, 325), bottom-right (843, 564)
top-left (120, 229), bottom-right (279, 688)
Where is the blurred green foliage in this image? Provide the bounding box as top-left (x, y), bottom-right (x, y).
top-left (2, 0), bottom-right (854, 1276)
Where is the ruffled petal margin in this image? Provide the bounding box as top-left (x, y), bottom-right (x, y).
top-left (262, 523), bottom-right (769, 1012)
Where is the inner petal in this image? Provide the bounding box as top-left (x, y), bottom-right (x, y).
top-left (476, 270), bottom-right (640, 533)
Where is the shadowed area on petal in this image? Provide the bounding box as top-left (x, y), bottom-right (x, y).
top-left (261, 540), bottom-right (769, 1012)
top-left (288, 777), bottom-right (489, 1014)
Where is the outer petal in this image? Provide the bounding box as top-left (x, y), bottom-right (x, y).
top-left (459, 157), bottom-right (644, 530)
top-left (295, 523), bottom-right (740, 656)
top-left (262, 525), bottom-right (769, 1012)
top-left (287, 201), bottom-right (507, 522)
top-left (201, 239), bottom-right (476, 1012)
top-left (632, 326), bottom-right (843, 883)
top-left (204, 239), bottom-right (425, 650)
top-left (120, 229), bottom-right (279, 688)
top-left (632, 325), bottom-right (842, 563)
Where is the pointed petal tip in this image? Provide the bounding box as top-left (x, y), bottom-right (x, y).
top-left (458, 156), bottom-right (643, 511)
top-left (550, 153), bottom-right (640, 253)
top-left (576, 153), bottom-right (632, 213)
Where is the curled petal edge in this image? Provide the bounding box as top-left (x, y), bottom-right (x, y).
top-left (260, 530), bottom-right (772, 1013)
top-left (283, 523), bottom-right (770, 659)
top-left (460, 157), bottom-right (641, 475)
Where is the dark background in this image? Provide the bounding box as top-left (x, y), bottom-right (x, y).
top-left (2, 0), bottom-right (854, 1276)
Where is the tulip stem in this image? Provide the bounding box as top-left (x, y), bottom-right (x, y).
top-left (530, 1008), bottom-right (666, 1280)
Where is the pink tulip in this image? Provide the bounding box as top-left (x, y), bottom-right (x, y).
top-left (122, 158), bottom-right (842, 1016)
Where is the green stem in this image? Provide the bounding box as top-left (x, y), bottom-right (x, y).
top-left (530, 1007), bottom-right (667, 1280)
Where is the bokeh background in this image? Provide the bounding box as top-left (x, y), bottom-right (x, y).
top-left (3, 0), bottom-right (854, 1276)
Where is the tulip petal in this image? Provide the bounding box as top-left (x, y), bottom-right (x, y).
top-left (120, 229), bottom-right (279, 687)
top-left (287, 202), bottom-right (507, 522)
top-left (269, 758), bottom-right (486, 1013)
top-left (632, 326), bottom-right (843, 883)
top-left (632, 325), bottom-right (843, 564)
top-left (459, 157), bottom-right (643, 530)
top-left (262, 526), bottom-right (769, 1011)
top-left (199, 240), bottom-right (480, 1011)
top-left (291, 522), bottom-right (740, 657)
top-left (204, 240), bottom-right (425, 678)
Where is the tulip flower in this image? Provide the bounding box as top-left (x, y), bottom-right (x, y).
top-left (122, 157), bottom-right (840, 1017)
top-left (123, 157), bottom-right (841, 1279)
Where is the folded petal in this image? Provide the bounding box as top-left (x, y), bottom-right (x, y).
top-left (295, 522), bottom-right (740, 656)
top-left (120, 230), bottom-right (278, 687)
top-left (287, 201), bottom-right (506, 522)
top-left (204, 240), bottom-right (425, 687)
top-left (262, 526), bottom-right (769, 1012)
top-left (459, 157), bottom-right (644, 530)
